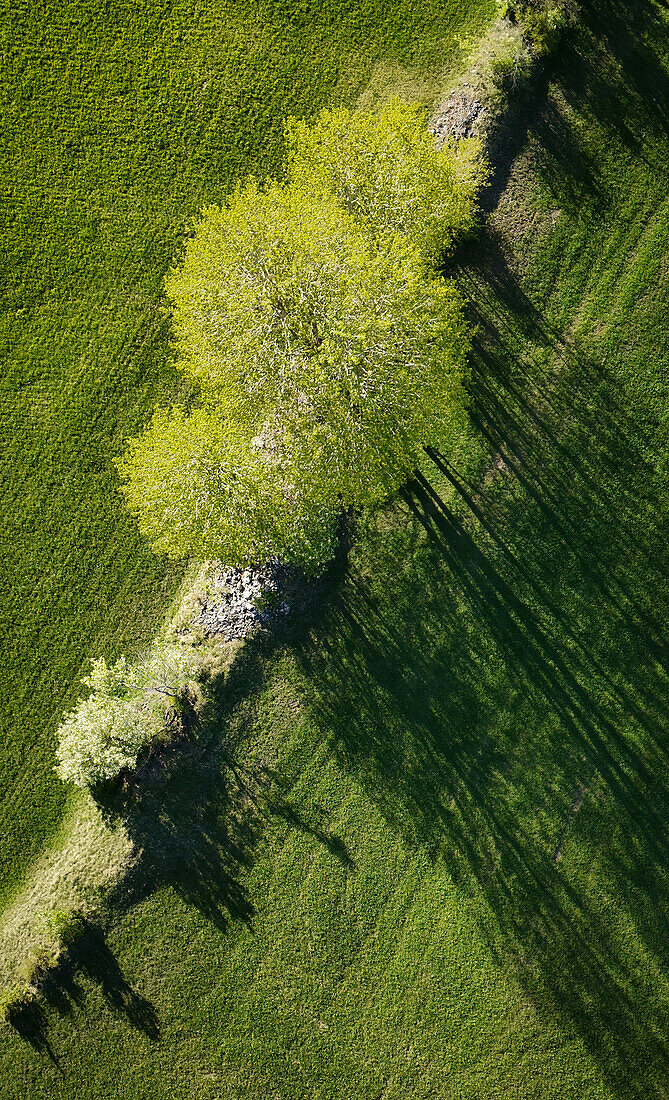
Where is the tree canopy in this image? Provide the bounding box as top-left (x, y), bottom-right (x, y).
top-left (117, 104), bottom-right (483, 572)
top-left (117, 404), bottom-right (340, 569)
top-left (284, 100), bottom-right (485, 263)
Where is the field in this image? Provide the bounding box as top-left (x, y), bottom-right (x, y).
top-left (1, 0), bottom-right (668, 1095)
top-left (0, 0), bottom-right (495, 907)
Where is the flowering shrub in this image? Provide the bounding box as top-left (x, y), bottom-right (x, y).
top-left (55, 645), bottom-right (196, 788)
top-left (55, 693), bottom-right (160, 787)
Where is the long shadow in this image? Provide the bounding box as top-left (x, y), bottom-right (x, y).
top-left (11, 566), bottom-right (356, 1062)
top-left (293, 418), bottom-right (668, 1095)
top-left (95, 559), bottom-right (355, 937)
top-left (7, 920), bottom-right (160, 1060)
top-left (11, 0), bottom-right (669, 1083)
top-left (6, 997), bottom-right (61, 1067)
top-left (405, 465), bottom-right (669, 1090)
top-left (481, 45), bottom-right (604, 218)
top-left (293, 1), bottom-right (669, 1091)
top-left (479, 0), bottom-right (669, 219)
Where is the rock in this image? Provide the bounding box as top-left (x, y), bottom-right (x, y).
top-left (430, 93), bottom-right (486, 142)
top-left (189, 559), bottom-right (306, 642)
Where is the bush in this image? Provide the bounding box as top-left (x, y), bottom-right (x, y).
top-left (55, 693), bottom-right (161, 788)
top-left (0, 911), bottom-right (90, 1025)
top-left (489, 45), bottom-right (533, 95)
top-left (35, 908), bottom-right (86, 950)
top-left (504, 0), bottom-right (577, 55)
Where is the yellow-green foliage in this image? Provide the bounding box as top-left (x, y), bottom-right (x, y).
top-left (118, 176), bottom-right (471, 571)
top-left (285, 101), bottom-right (486, 264)
top-left (118, 406), bottom-right (341, 571)
top-left (0, 0), bottom-right (496, 919)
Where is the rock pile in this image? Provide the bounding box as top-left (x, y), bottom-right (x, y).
top-left (430, 92), bottom-right (486, 143)
top-left (189, 560), bottom-right (292, 641)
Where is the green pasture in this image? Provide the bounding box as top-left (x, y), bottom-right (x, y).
top-left (0, 0), bottom-right (495, 907)
top-left (0, 0), bottom-right (666, 1094)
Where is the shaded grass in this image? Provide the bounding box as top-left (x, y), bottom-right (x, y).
top-left (0, 0), bottom-right (495, 906)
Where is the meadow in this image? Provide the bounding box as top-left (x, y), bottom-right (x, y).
top-left (0, 0), bottom-right (666, 1094)
top-left (0, 0), bottom-right (495, 907)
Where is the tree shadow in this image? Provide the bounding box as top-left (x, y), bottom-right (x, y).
top-left (11, 559), bottom-right (355, 1063)
top-left (481, 46), bottom-right (604, 219)
top-left (7, 920), bottom-right (160, 1060)
top-left (293, 386), bottom-right (668, 1095)
top-left (11, 0), bottom-right (669, 1084)
top-left (95, 557), bottom-right (355, 938)
top-left (6, 997), bottom-right (61, 1067)
top-left (292, 1), bottom-right (669, 1089)
top-left (474, 0), bottom-right (669, 226)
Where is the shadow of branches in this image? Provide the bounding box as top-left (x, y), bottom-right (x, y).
top-left (100, 609), bottom-right (354, 935)
top-left (11, 550), bottom-right (353, 1062)
top-left (292, 1), bottom-right (669, 1089)
top-left (8, 919), bottom-right (159, 1060)
top-left (293, 335), bottom-right (668, 1095)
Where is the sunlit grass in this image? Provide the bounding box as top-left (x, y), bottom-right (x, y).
top-left (1, 0), bottom-right (667, 1095)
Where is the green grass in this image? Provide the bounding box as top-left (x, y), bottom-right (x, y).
top-left (0, 0), bottom-right (666, 1094)
top-left (0, 0), bottom-right (495, 908)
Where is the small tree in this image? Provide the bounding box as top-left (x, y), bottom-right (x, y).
top-left (55, 645), bottom-right (195, 788)
top-left (117, 180), bottom-right (471, 570)
top-left (284, 100), bottom-right (486, 265)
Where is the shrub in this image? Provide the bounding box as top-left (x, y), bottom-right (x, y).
top-left (55, 693), bottom-right (160, 788)
top-left (489, 45), bottom-right (532, 95)
top-left (504, 0), bottom-right (577, 55)
top-left (56, 644), bottom-right (197, 787)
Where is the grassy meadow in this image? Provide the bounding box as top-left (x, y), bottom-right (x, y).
top-left (0, 0), bottom-right (495, 907)
top-left (0, 0), bottom-right (666, 1095)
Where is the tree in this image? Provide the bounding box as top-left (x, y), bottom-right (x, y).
top-left (116, 179), bottom-right (471, 570)
top-left (117, 405), bottom-right (339, 571)
top-left (55, 694), bottom-right (155, 789)
top-left (55, 645), bottom-right (195, 787)
top-left (284, 99), bottom-right (486, 265)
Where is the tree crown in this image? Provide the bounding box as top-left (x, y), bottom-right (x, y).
top-left (118, 181), bottom-right (470, 569)
top-left (56, 646), bottom-right (196, 787)
top-left (284, 100), bottom-right (485, 263)
top-left (117, 106), bottom-right (483, 572)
